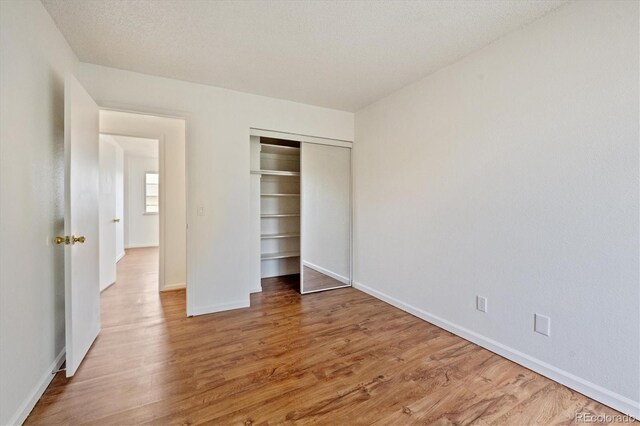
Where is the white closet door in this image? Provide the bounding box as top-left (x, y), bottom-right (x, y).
top-left (301, 143), bottom-right (351, 293)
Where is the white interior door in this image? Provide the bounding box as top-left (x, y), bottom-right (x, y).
top-left (64, 73), bottom-right (100, 377)
top-left (99, 136), bottom-right (117, 290)
top-left (115, 147), bottom-right (125, 261)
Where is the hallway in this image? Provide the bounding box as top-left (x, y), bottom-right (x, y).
top-left (101, 247), bottom-right (169, 329)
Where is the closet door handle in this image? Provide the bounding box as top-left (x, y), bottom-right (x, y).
top-left (113, 218), bottom-right (121, 223)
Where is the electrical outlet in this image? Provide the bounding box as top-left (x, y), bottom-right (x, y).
top-left (534, 314), bottom-right (551, 336)
top-left (197, 205), bottom-right (205, 216)
top-left (476, 296), bottom-right (488, 313)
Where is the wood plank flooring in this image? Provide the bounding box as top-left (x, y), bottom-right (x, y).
top-left (26, 247), bottom-right (629, 425)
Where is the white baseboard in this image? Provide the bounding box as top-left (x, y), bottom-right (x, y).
top-left (352, 281), bottom-right (640, 419)
top-left (9, 347), bottom-right (65, 426)
top-left (188, 299), bottom-right (250, 317)
top-left (125, 244), bottom-right (159, 249)
top-left (249, 287), bottom-right (262, 294)
top-left (116, 251), bottom-right (126, 262)
top-left (161, 282), bottom-right (186, 292)
top-left (100, 281), bottom-right (116, 293)
top-left (303, 261), bottom-right (350, 285)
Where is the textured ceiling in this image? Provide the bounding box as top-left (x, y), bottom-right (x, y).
top-left (42, 0), bottom-right (568, 111)
top-left (103, 134), bottom-right (158, 158)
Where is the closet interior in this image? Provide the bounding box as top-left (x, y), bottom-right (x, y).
top-left (252, 138), bottom-right (301, 280)
top-left (250, 130), bottom-right (352, 294)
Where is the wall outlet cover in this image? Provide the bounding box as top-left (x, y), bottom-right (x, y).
top-left (534, 313), bottom-right (551, 336)
top-left (476, 296), bottom-right (488, 313)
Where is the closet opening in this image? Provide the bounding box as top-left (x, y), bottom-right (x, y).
top-left (254, 137), bottom-right (302, 291)
top-left (250, 129), bottom-right (353, 295)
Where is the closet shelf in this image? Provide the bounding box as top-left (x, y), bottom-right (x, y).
top-left (260, 213), bottom-right (300, 218)
top-left (261, 232), bottom-right (300, 239)
top-left (251, 170), bottom-right (300, 177)
top-left (261, 193), bottom-right (300, 197)
top-left (261, 143), bottom-right (300, 155)
top-left (261, 251), bottom-right (300, 260)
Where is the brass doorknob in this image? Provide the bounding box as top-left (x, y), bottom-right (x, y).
top-left (54, 236), bottom-right (69, 245)
top-left (113, 218), bottom-right (120, 223)
top-left (72, 235), bottom-right (86, 244)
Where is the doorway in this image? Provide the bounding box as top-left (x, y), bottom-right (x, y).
top-left (99, 134), bottom-right (160, 292)
top-left (97, 110), bottom-right (187, 300)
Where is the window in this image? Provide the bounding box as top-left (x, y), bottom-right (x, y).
top-left (144, 172), bottom-right (159, 214)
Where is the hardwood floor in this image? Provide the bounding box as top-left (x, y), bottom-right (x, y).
top-left (26, 248), bottom-right (628, 425)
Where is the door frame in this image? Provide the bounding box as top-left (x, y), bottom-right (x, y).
top-left (100, 131), bottom-right (165, 288)
top-left (98, 104), bottom-right (190, 311)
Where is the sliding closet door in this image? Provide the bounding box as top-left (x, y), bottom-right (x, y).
top-left (301, 142), bottom-right (351, 293)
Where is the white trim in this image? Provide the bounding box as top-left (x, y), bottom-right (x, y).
top-left (8, 348), bottom-right (66, 426)
top-left (188, 299), bottom-right (250, 317)
top-left (100, 281), bottom-right (116, 293)
top-left (116, 251), bottom-right (125, 262)
top-left (352, 281), bottom-right (640, 419)
top-left (250, 128), bottom-right (353, 148)
top-left (302, 284), bottom-right (351, 295)
top-left (302, 261), bottom-right (350, 285)
top-left (98, 104), bottom-right (189, 121)
top-left (161, 282), bottom-right (186, 292)
top-left (159, 136), bottom-right (167, 293)
top-left (300, 135), bottom-right (352, 148)
top-left (124, 244), bottom-right (159, 249)
top-left (300, 142), bottom-right (306, 292)
top-left (249, 287), bottom-right (263, 294)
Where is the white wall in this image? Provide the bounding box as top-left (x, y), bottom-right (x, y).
top-left (0, 1), bottom-right (77, 424)
top-left (354, 0), bottom-right (639, 417)
top-left (125, 155), bottom-right (159, 248)
top-left (100, 111), bottom-right (185, 290)
top-left (79, 64), bottom-right (354, 315)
